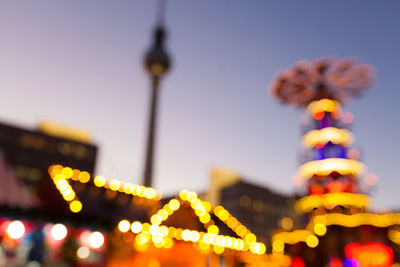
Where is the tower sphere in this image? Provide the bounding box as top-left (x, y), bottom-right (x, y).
top-left (144, 26), bottom-right (171, 78)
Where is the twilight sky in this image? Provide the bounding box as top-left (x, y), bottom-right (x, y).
top-left (1, 1), bottom-right (400, 209)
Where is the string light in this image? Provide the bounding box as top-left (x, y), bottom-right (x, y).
top-left (313, 223), bottom-right (327, 236)
top-left (70, 200), bottom-right (82, 213)
top-left (312, 213), bottom-right (400, 228)
top-left (115, 189), bottom-right (267, 255)
top-left (299, 158), bottom-right (365, 179)
top-left (48, 164), bottom-right (162, 214)
top-left (306, 99), bottom-right (341, 116)
top-left (272, 230), bottom-right (314, 245)
top-left (118, 220), bottom-right (131, 233)
top-left (295, 193), bottom-right (369, 213)
top-left (302, 127), bottom-right (354, 148)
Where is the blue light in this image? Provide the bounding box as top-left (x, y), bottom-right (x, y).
top-left (343, 258), bottom-right (359, 267)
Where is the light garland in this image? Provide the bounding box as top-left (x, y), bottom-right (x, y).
top-left (271, 230), bottom-right (318, 254)
top-left (214, 205), bottom-right (253, 240)
top-left (49, 165), bottom-right (82, 213)
top-left (302, 127), bottom-right (354, 148)
top-left (295, 193), bottom-right (370, 213)
top-left (299, 158), bottom-right (365, 179)
top-left (312, 213), bottom-right (400, 228)
top-left (48, 165), bottom-right (161, 213)
top-left (388, 228), bottom-right (400, 245)
top-left (306, 98), bottom-right (341, 117)
top-left (271, 212), bottom-right (400, 255)
top-left (117, 189), bottom-right (267, 255)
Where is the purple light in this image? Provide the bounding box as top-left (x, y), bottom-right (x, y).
top-left (343, 258), bottom-right (359, 267)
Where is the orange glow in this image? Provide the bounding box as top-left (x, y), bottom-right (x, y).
top-left (313, 111), bottom-right (325, 120)
top-left (327, 181), bottom-right (345, 193)
top-left (310, 185), bottom-right (324, 195)
top-left (78, 171), bottom-right (90, 183)
top-left (345, 242), bottom-right (393, 267)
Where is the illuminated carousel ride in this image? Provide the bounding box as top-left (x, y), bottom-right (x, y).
top-left (269, 57), bottom-right (400, 267)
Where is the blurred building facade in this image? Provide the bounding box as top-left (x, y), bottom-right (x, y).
top-left (204, 168), bottom-right (298, 246)
top-left (0, 121), bottom-right (97, 190)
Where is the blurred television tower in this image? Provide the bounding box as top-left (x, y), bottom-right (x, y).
top-left (142, 0), bottom-right (171, 187)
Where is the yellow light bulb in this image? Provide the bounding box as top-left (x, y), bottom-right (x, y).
top-left (78, 171), bottom-right (90, 183)
top-left (94, 176), bottom-right (106, 187)
top-left (150, 214), bottom-right (162, 225)
top-left (62, 167), bottom-right (73, 179)
top-left (70, 200), bottom-right (82, 213)
top-left (314, 223), bottom-right (327, 236)
top-left (245, 233), bottom-right (256, 244)
top-left (207, 225), bottom-right (219, 235)
top-left (169, 199), bottom-right (180, 210)
top-left (306, 235), bottom-right (319, 248)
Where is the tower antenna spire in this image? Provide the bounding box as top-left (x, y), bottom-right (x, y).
top-left (156, 0), bottom-right (167, 26)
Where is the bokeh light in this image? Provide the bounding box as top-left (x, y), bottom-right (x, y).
top-left (89, 231), bottom-right (105, 248)
top-left (7, 220), bottom-right (25, 239)
top-left (342, 112), bottom-right (354, 124)
top-left (365, 173), bottom-right (378, 186)
top-left (347, 148), bottom-right (360, 160)
top-left (118, 220), bottom-right (130, 233)
top-left (51, 223), bottom-right (68, 240)
top-left (292, 175), bottom-right (303, 187)
top-left (77, 246), bottom-right (90, 259)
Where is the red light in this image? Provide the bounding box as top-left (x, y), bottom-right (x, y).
top-left (310, 185), bottom-right (325, 195)
top-left (313, 111), bottom-right (325, 120)
top-left (329, 257), bottom-right (343, 267)
top-left (345, 242), bottom-right (393, 267)
top-left (291, 256), bottom-right (305, 267)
